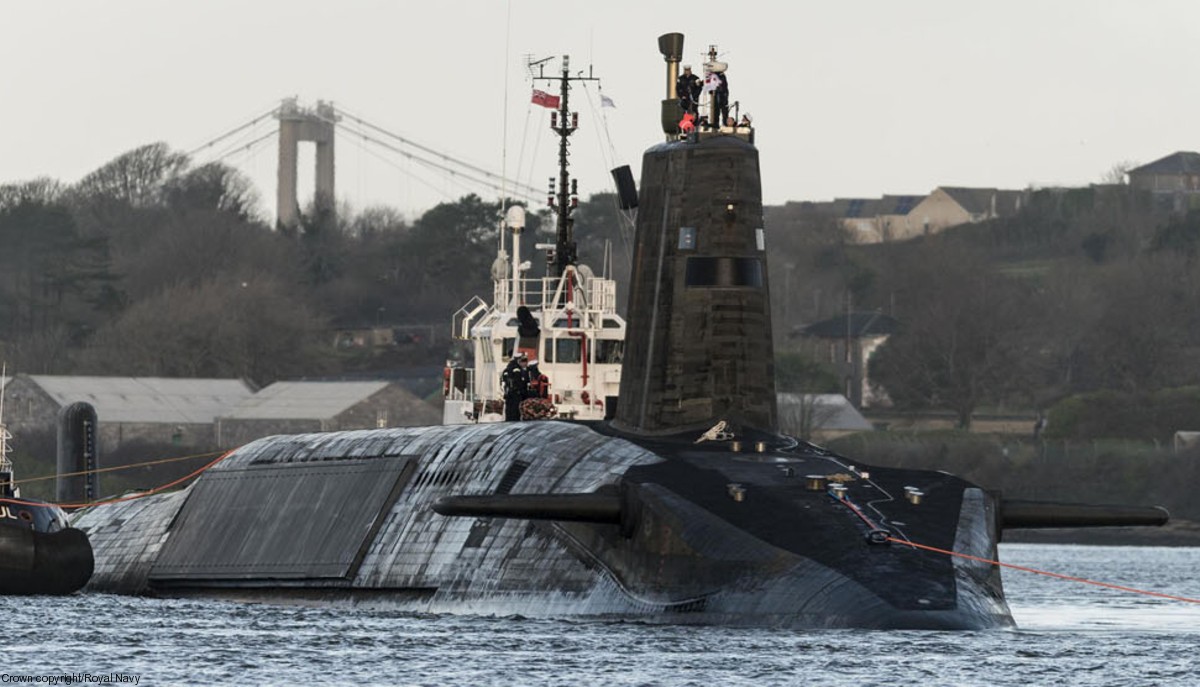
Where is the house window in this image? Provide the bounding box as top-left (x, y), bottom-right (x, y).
top-left (376, 410), bottom-right (388, 428)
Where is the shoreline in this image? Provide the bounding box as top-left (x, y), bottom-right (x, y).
top-left (1001, 518), bottom-right (1200, 547)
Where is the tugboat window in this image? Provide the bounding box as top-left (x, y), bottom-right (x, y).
top-left (543, 339), bottom-right (554, 363)
top-left (556, 338), bottom-right (582, 364)
top-left (501, 338), bottom-right (516, 359)
top-left (595, 339), bottom-right (624, 364)
top-left (684, 257), bottom-right (763, 288)
top-left (602, 317), bottom-right (622, 329)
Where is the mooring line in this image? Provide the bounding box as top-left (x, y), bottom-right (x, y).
top-left (13, 450), bottom-right (226, 486)
top-left (1, 450), bottom-right (233, 511)
top-left (888, 536), bottom-right (1200, 605)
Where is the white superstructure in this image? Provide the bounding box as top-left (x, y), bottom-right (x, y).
top-left (443, 224), bottom-right (625, 424)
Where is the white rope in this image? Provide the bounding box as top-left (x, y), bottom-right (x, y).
top-left (695, 420), bottom-right (734, 444)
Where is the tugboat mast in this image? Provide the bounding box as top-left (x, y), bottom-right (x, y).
top-left (533, 55), bottom-right (599, 277)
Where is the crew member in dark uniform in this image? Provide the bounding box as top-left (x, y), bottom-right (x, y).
top-left (713, 70), bottom-right (729, 127)
top-left (502, 352), bottom-right (534, 421)
top-left (676, 65), bottom-right (701, 117)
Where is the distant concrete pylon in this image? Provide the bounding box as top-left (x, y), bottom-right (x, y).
top-left (276, 98), bottom-right (338, 229)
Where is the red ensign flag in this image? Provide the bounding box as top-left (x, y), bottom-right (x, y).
top-left (531, 89), bottom-right (561, 109)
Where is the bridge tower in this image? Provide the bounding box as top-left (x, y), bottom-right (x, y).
top-left (276, 98), bottom-right (338, 229)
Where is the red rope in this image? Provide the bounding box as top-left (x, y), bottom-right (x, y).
top-left (888, 536), bottom-right (1200, 605)
top-left (1, 450), bottom-right (233, 511)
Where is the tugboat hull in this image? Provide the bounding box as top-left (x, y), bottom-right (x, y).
top-left (0, 525), bottom-right (94, 595)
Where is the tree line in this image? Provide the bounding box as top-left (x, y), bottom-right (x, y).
top-left (0, 142), bottom-right (636, 387)
top-left (767, 184), bottom-right (1200, 436)
top-left (5, 141), bottom-right (1197, 439)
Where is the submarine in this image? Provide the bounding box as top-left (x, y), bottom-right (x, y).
top-left (73, 34), bottom-right (1167, 628)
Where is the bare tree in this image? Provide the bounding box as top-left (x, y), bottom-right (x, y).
top-left (870, 240), bottom-right (1038, 429)
top-left (1100, 160), bottom-right (1139, 185)
top-left (73, 142), bottom-right (189, 207)
top-left (778, 393), bottom-right (847, 441)
top-left (79, 276), bottom-right (331, 385)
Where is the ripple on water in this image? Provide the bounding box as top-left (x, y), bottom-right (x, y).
top-left (2, 546), bottom-right (1199, 686)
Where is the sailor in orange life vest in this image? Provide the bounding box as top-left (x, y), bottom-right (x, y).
top-left (679, 112), bottom-right (696, 134)
top-left (502, 352), bottom-right (543, 421)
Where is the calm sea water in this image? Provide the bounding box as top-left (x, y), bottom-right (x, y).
top-left (3, 544), bottom-right (1197, 686)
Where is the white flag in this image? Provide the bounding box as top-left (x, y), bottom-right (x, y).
top-left (600, 94), bottom-right (616, 108)
top-left (701, 72), bottom-right (721, 95)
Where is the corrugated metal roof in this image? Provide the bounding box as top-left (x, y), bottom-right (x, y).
top-left (28, 376), bottom-right (254, 424)
top-left (223, 381), bottom-right (392, 420)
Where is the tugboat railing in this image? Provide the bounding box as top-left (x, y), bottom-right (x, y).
top-left (490, 275), bottom-right (620, 317)
top-left (452, 296), bottom-right (489, 341)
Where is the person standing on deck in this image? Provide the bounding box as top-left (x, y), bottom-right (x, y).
top-left (502, 352), bottom-right (534, 421)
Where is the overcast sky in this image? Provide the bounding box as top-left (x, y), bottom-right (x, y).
top-left (3, 1), bottom-right (1198, 222)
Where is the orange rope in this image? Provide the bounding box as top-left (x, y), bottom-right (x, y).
top-left (13, 450), bottom-right (225, 486)
top-left (1, 450), bottom-right (234, 511)
top-left (888, 536), bottom-right (1200, 605)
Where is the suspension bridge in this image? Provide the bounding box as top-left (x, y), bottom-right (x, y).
top-left (183, 91), bottom-right (630, 230)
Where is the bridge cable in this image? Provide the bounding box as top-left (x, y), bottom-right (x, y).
top-left (333, 106), bottom-right (543, 198)
top-left (338, 120), bottom-right (539, 203)
top-left (213, 128), bottom-right (277, 164)
top-left (186, 104), bottom-right (281, 158)
top-left (355, 136), bottom-right (458, 205)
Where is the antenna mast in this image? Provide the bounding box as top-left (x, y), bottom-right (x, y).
top-left (532, 55), bottom-right (600, 277)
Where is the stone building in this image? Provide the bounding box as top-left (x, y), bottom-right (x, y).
top-left (1, 375), bottom-right (254, 451)
top-left (904, 187), bottom-right (1027, 236)
top-left (791, 312), bottom-right (899, 409)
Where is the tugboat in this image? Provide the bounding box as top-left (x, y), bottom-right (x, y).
top-left (0, 377), bottom-right (93, 595)
top-left (443, 55), bottom-right (625, 425)
top-left (73, 35), bottom-right (1166, 628)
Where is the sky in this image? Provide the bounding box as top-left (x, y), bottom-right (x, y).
top-left (3, 1), bottom-right (1199, 223)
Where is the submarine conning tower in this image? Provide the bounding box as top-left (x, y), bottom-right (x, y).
top-left (613, 32), bottom-right (777, 435)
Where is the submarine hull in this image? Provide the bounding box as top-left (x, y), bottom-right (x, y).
top-left (74, 422), bottom-right (1012, 629)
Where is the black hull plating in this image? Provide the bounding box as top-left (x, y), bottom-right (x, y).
top-left (0, 525), bottom-right (94, 595)
top-left (75, 422), bottom-right (1014, 629)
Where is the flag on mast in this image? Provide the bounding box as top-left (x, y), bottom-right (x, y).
top-left (600, 94), bottom-right (616, 108)
top-left (531, 89), bottom-right (560, 109)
